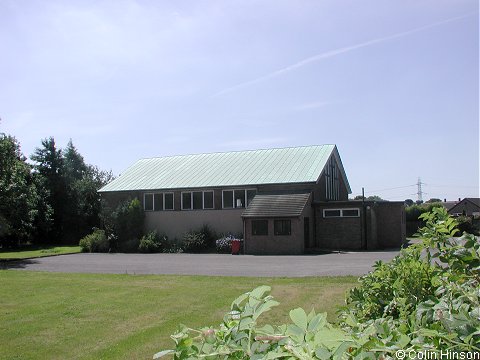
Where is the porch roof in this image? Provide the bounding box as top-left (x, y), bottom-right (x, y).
top-left (242, 193), bottom-right (311, 218)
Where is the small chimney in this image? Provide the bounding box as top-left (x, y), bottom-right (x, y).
top-left (444, 198), bottom-right (446, 202)
top-left (458, 198), bottom-right (461, 202)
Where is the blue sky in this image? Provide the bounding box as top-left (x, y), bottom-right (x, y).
top-left (1, 0), bottom-right (478, 201)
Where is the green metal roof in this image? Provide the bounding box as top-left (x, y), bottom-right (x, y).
top-left (99, 145), bottom-right (349, 192)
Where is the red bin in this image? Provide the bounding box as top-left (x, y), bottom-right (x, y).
top-left (231, 239), bottom-right (241, 255)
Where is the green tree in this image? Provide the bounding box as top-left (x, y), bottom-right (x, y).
top-left (31, 137), bottom-right (66, 243)
top-left (354, 195), bottom-right (384, 201)
top-left (425, 198), bottom-right (442, 203)
top-left (0, 134), bottom-right (38, 247)
top-left (63, 140), bottom-right (114, 242)
top-left (112, 198), bottom-right (144, 252)
top-left (404, 198), bottom-right (414, 207)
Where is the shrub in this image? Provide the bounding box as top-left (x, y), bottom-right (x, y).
top-left (162, 239), bottom-right (183, 253)
top-left (198, 224), bottom-right (217, 248)
top-left (110, 198), bottom-right (144, 251)
top-left (154, 207), bottom-right (480, 359)
top-left (117, 238), bottom-right (140, 253)
top-left (182, 230), bottom-right (207, 253)
top-left (138, 231), bottom-right (167, 253)
top-left (456, 215), bottom-right (478, 235)
top-left (79, 229), bottom-right (109, 253)
top-left (215, 235), bottom-right (233, 253)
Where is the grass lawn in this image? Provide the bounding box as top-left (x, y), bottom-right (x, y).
top-left (0, 271), bottom-right (357, 360)
top-left (0, 245), bottom-right (81, 260)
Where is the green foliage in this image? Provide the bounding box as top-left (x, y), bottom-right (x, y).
top-left (156, 207), bottom-right (480, 358)
top-left (341, 206), bottom-right (480, 352)
top-left (162, 239), bottom-right (184, 253)
top-left (31, 137), bottom-right (66, 243)
top-left (199, 224), bottom-right (217, 248)
top-left (182, 231), bottom-right (207, 253)
top-left (79, 229), bottom-right (109, 253)
top-left (139, 231), bottom-right (167, 253)
top-left (354, 195), bottom-right (384, 201)
top-left (111, 198), bottom-right (144, 252)
top-left (28, 137), bottom-right (113, 245)
top-left (0, 134), bottom-right (39, 247)
top-left (181, 225), bottom-right (217, 253)
top-left (405, 201), bottom-right (444, 222)
top-left (456, 215), bottom-right (479, 235)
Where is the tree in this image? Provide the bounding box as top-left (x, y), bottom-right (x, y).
top-left (0, 134), bottom-right (38, 247)
top-left (354, 195), bottom-right (384, 201)
top-left (62, 140), bottom-right (88, 242)
top-left (62, 140), bottom-right (114, 242)
top-left (112, 198), bottom-right (144, 252)
top-left (404, 199), bottom-right (414, 207)
top-left (425, 198), bottom-right (442, 204)
top-left (31, 137), bottom-right (66, 243)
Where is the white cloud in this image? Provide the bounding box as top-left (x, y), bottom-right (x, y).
top-left (294, 101), bottom-right (329, 111)
top-left (212, 13), bottom-right (474, 97)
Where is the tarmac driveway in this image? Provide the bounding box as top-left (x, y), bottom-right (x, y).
top-left (3, 250), bottom-right (400, 277)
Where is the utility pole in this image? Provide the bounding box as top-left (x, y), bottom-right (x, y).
top-left (417, 177), bottom-right (423, 202)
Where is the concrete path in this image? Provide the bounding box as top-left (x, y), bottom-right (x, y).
top-left (2, 250), bottom-right (400, 277)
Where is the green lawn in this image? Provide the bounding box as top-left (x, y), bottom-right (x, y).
top-left (0, 271), bottom-right (357, 360)
top-left (0, 245), bottom-right (81, 260)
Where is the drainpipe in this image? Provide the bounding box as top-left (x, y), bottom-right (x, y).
top-left (312, 191), bottom-right (317, 248)
top-left (242, 218), bottom-right (246, 254)
top-left (362, 187), bottom-right (367, 250)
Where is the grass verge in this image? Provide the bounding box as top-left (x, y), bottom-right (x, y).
top-left (0, 245), bottom-right (81, 260)
top-left (0, 271), bottom-right (357, 360)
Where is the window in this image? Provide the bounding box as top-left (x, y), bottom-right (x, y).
top-left (325, 156), bottom-right (340, 200)
top-left (182, 191), bottom-right (215, 210)
top-left (144, 193), bottom-right (154, 211)
top-left (222, 190), bottom-right (234, 208)
top-left (223, 189), bottom-right (256, 208)
top-left (182, 192), bottom-right (192, 210)
top-left (323, 208), bottom-right (360, 218)
top-left (252, 220), bottom-right (268, 236)
top-left (342, 209), bottom-right (360, 217)
top-left (324, 209), bottom-right (341, 217)
top-left (164, 193), bottom-right (174, 210)
top-left (193, 191), bottom-right (203, 210)
top-left (154, 194), bottom-right (163, 211)
top-left (234, 190), bottom-right (245, 208)
top-left (274, 220), bottom-right (291, 235)
top-left (204, 191), bottom-right (214, 209)
top-left (144, 192), bottom-right (174, 211)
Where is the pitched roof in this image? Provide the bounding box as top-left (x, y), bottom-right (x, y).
top-left (99, 145), bottom-right (351, 192)
top-left (242, 193), bottom-right (311, 218)
top-left (448, 198), bottom-right (480, 214)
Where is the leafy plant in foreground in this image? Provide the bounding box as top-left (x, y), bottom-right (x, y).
top-left (154, 207), bottom-right (480, 358)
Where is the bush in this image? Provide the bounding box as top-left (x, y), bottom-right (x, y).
top-left (456, 215), bottom-right (479, 235)
top-left (154, 207), bottom-right (480, 359)
top-left (138, 231), bottom-right (167, 253)
top-left (117, 238), bottom-right (140, 253)
top-left (198, 224), bottom-right (217, 248)
top-left (182, 231), bottom-right (207, 253)
top-left (162, 239), bottom-right (183, 253)
top-left (110, 198), bottom-right (144, 251)
top-left (79, 229), bottom-right (109, 253)
top-left (215, 235), bottom-right (233, 253)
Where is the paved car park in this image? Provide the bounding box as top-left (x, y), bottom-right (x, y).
top-left (3, 250), bottom-right (400, 277)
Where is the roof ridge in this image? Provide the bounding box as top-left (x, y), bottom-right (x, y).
top-left (138, 144), bottom-right (336, 161)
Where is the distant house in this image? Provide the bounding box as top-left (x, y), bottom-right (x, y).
top-left (448, 198), bottom-right (480, 217)
top-left (99, 145), bottom-right (405, 254)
